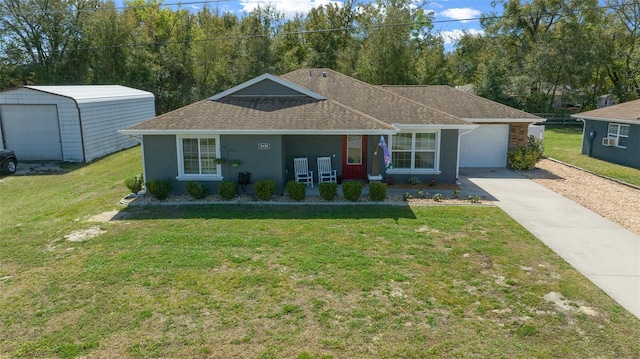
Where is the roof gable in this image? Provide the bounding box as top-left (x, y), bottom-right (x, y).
top-left (209, 73), bottom-right (326, 100)
top-left (572, 99), bottom-right (640, 124)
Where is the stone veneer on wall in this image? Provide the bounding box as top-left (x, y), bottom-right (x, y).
top-left (509, 123), bottom-right (530, 149)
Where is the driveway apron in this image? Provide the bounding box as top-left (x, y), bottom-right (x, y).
top-left (460, 168), bottom-right (640, 319)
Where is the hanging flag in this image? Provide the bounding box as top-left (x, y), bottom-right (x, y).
top-left (378, 135), bottom-right (392, 169)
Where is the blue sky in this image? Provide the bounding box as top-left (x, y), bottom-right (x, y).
top-left (206, 0), bottom-right (499, 45)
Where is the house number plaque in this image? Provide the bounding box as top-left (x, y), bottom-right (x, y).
top-left (258, 143), bottom-right (271, 150)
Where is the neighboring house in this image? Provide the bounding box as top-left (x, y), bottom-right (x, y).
top-left (572, 99), bottom-right (640, 169)
top-left (0, 85), bottom-right (155, 162)
top-left (120, 69), bottom-right (543, 195)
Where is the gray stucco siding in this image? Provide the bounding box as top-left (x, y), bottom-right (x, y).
top-left (142, 135), bottom-right (182, 191)
top-left (284, 135), bottom-right (343, 183)
top-left (220, 134), bottom-right (285, 195)
top-left (581, 119), bottom-right (640, 169)
top-left (233, 80), bottom-right (305, 97)
top-left (374, 130), bottom-right (459, 184)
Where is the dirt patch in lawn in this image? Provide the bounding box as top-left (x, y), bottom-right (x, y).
top-left (88, 210), bottom-right (130, 222)
top-left (544, 291), bottom-right (597, 316)
top-left (64, 226), bottom-right (106, 242)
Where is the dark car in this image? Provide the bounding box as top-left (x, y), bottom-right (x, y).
top-left (0, 149), bottom-right (17, 175)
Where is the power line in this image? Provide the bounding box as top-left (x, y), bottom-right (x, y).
top-left (0, 1), bottom-right (636, 54)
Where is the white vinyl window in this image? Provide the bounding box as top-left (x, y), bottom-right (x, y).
top-left (608, 123), bottom-right (629, 148)
top-left (176, 136), bottom-right (223, 180)
top-left (388, 131), bottom-right (439, 173)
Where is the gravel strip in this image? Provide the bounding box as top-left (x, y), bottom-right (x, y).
top-left (519, 159), bottom-right (640, 236)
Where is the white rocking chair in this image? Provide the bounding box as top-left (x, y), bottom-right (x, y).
top-left (317, 156), bottom-right (337, 183)
top-left (294, 157), bottom-right (314, 187)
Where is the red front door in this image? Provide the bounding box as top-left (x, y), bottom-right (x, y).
top-left (342, 135), bottom-right (367, 180)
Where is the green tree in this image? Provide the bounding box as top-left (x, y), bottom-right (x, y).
top-left (354, 0), bottom-right (429, 85)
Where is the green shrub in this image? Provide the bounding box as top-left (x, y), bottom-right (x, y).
top-left (218, 181), bottom-right (237, 200)
top-left (432, 193), bottom-right (443, 202)
top-left (342, 181), bottom-right (363, 202)
top-left (319, 182), bottom-right (338, 201)
top-left (254, 179), bottom-right (276, 201)
top-left (407, 176), bottom-right (422, 185)
top-left (186, 181), bottom-right (207, 199)
top-left (468, 195), bottom-right (481, 203)
top-left (368, 182), bottom-right (387, 201)
top-left (124, 173), bottom-right (144, 193)
top-left (508, 135), bottom-right (544, 170)
top-left (146, 179), bottom-right (171, 200)
top-left (285, 180), bottom-right (306, 201)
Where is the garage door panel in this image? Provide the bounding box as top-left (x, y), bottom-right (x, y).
top-left (460, 125), bottom-right (509, 167)
top-left (1, 105), bottom-right (62, 160)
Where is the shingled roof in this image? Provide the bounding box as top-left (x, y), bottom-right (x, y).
top-left (382, 85), bottom-right (543, 122)
top-left (281, 69), bottom-right (470, 127)
top-left (124, 96), bottom-right (396, 134)
top-left (125, 70), bottom-right (506, 135)
top-left (572, 99), bottom-right (640, 124)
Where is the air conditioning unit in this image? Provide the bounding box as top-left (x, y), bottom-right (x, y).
top-left (602, 137), bottom-right (617, 146)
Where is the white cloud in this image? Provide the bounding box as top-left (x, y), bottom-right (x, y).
top-left (439, 8), bottom-right (482, 22)
top-left (239, 0), bottom-right (341, 19)
top-left (439, 28), bottom-right (484, 44)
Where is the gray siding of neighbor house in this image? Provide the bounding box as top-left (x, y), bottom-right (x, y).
top-left (581, 119), bottom-right (640, 169)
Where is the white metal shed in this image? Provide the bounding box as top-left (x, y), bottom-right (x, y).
top-left (0, 85), bottom-right (155, 162)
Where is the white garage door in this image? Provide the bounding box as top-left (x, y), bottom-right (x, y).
top-left (460, 124), bottom-right (509, 167)
top-left (1, 105), bottom-right (63, 161)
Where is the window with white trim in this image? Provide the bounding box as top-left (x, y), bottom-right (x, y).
top-left (608, 123), bottom-right (629, 148)
top-left (177, 136), bottom-right (222, 179)
top-left (390, 132), bottom-right (438, 171)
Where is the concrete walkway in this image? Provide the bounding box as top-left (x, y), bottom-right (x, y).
top-left (460, 168), bottom-right (640, 320)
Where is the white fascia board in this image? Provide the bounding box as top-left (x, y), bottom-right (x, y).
top-left (119, 129), bottom-right (398, 136)
top-left (209, 74), bottom-right (326, 100)
top-left (571, 115), bottom-right (639, 126)
top-left (463, 118), bottom-right (545, 123)
top-left (393, 123), bottom-right (478, 130)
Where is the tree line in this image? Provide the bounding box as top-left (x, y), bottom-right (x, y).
top-left (1, 0), bottom-right (638, 114)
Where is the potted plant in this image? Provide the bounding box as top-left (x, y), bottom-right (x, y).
top-left (215, 157), bottom-right (226, 164)
top-left (230, 159), bottom-right (241, 167)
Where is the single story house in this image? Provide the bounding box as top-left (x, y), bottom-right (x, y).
top-left (0, 85), bottom-right (155, 162)
top-left (120, 69), bottom-right (543, 195)
top-left (572, 99), bottom-right (640, 169)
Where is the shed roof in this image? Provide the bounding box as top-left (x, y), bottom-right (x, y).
top-left (572, 99), bottom-right (640, 125)
top-left (24, 85), bottom-right (154, 104)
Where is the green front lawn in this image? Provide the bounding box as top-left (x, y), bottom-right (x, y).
top-left (1, 147), bottom-right (639, 358)
top-left (544, 127), bottom-right (640, 186)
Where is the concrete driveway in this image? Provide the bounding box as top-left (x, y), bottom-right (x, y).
top-left (460, 168), bottom-right (640, 320)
